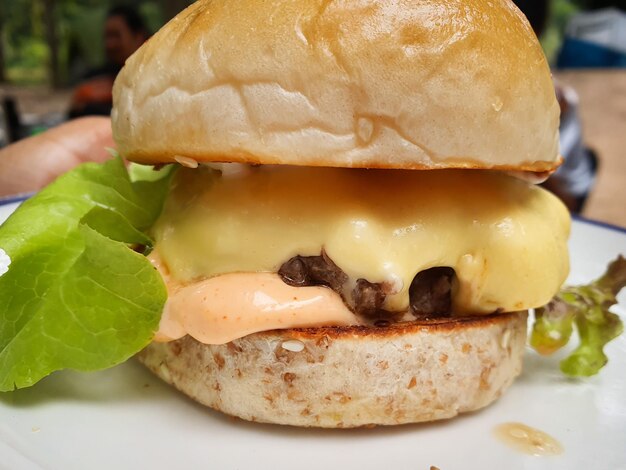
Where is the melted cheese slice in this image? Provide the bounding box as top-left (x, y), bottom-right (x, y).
top-left (152, 167), bottom-right (570, 328)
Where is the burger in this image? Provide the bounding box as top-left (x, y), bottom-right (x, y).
top-left (0, 0), bottom-right (572, 428)
top-left (108, 0), bottom-right (569, 428)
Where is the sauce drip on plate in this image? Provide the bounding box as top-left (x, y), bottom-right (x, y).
top-left (494, 422), bottom-right (563, 456)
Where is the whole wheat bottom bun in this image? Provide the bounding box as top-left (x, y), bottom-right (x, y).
top-left (139, 311), bottom-right (527, 428)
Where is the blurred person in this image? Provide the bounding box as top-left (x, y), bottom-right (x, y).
top-left (0, 118), bottom-right (114, 197)
top-left (104, 6), bottom-right (150, 70)
top-left (514, 0), bottom-right (597, 213)
top-left (69, 6), bottom-right (149, 118)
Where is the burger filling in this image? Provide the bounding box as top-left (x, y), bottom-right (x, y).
top-left (150, 165), bottom-right (570, 344)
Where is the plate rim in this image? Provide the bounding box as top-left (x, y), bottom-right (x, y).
top-left (571, 213), bottom-right (626, 234)
top-left (0, 194), bottom-right (31, 206)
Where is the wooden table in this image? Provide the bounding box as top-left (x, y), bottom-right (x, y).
top-left (554, 70), bottom-right (626, 228)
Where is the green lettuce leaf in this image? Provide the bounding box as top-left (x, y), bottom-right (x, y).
top-left (0, 157), bottom-right (174, 391)
top-left (530, 256), bottom-right (626, 377)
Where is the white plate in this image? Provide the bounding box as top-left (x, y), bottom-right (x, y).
top-left (1, 200), bottom-right (625, 470)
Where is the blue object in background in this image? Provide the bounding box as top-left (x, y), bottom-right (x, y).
top-left (556, 8), bottom-right (626, 69)
top-left (558, 37), bottom-right (626, 68)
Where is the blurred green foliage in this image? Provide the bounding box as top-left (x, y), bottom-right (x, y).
top-left (542, 0), bottom-right (582, 63)
top-left (1, 0), bottom-right (182, 86)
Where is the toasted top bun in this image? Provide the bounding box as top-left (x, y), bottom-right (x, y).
top-left (112, 0), bottom-right (559, 171)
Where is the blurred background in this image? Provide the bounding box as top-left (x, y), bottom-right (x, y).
top-left (0, 0), bottom-right (194, 135)
top-left (0, 0), bottom-right (624, 225)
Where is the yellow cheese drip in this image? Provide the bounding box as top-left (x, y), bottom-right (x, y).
top-left (152, 167), bottom-right (570, 314)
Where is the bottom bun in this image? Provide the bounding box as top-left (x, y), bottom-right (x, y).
top-left (139, 311), bottom-right (527, 428)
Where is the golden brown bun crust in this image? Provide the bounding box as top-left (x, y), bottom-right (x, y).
top-left (112, 0), bottom-right (559, 171)
top-left (139, 312), bottom-right (527, 428)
